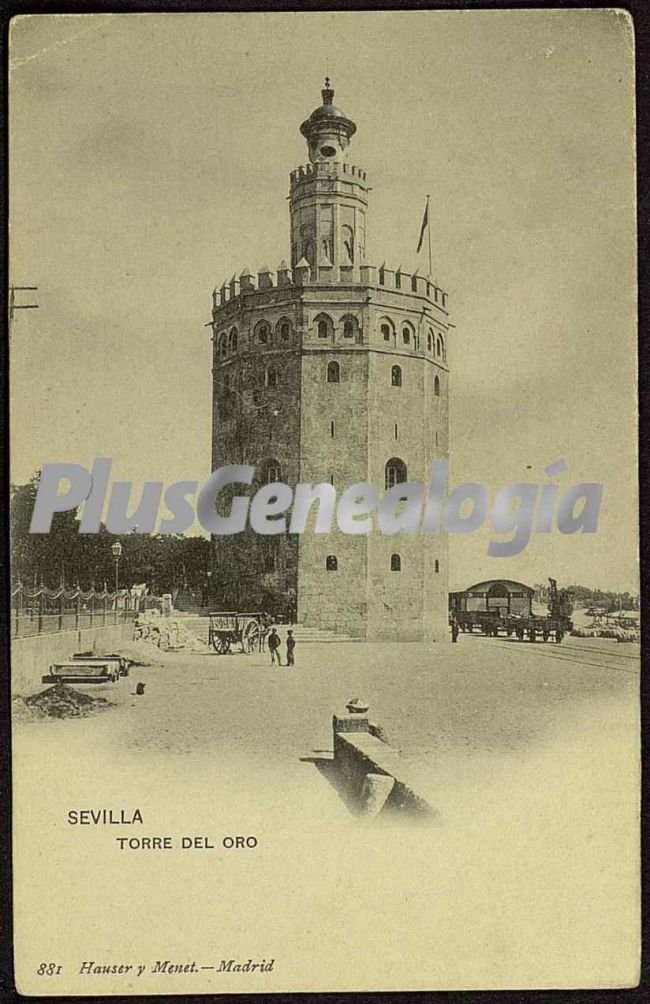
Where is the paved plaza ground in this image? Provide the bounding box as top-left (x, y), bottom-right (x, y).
top-left (14, 631), bottom-right (639, 822)
top-left (12, 631), bottom-right (640, 990)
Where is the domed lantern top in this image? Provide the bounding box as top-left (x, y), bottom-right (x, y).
top-left (299, 79), bottom-right (357, 164)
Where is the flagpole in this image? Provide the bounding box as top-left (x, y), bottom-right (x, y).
top-left (426, 194), bottom-right (432, 280)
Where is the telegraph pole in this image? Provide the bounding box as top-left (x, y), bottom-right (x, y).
top-left (9, 285), bottom-right (39, 331)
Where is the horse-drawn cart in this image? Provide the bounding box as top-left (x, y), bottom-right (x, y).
top-left (207, 611), bottom-right (265, 654)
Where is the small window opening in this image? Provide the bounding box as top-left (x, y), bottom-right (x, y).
top-left (327, 360), bottom-right (340, 383)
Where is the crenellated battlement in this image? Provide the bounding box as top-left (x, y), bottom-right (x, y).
top-left (289, 162), bottom-right (368, 185)
top-left (212, 263), bottom-right (448, 315)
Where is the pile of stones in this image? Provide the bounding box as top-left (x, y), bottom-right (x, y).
top-left (134, 611), bottom-right (206, 652)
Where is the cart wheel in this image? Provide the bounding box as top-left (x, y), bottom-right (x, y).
top-left (243, 621), bottom-right (260, 654)
top-left (213, 634), bottom-right (230, 655)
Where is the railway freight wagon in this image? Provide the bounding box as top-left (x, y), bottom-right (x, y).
top-left (449, 578), bottom-right (573, 643)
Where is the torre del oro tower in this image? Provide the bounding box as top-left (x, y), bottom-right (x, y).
top-left (210, 81), bottom-right (451, 642)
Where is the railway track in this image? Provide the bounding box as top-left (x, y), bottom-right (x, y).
top-left (470, 635), bottom-right (640, 675)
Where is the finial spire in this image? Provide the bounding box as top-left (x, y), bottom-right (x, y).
top-left (322, 77), bottom-right (334, 106)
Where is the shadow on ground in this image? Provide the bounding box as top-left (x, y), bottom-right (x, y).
top-left (299, 753), bottom-right (358, 812)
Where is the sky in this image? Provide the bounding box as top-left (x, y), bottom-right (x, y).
top-left (9, 10), bottom-right (638, 592)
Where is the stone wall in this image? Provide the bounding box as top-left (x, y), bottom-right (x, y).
top-left (12, 622), bottom-right (135, 695)
top-left (333, 717), bottom-right (439, 820)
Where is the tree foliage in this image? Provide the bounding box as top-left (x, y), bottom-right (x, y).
top-left (10, 474), bottom-right (212, 595)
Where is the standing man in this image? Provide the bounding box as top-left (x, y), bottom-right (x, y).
top-left (286, 630), bottom-right (296, 667)
top-left (450, 616), bottom-right (460, 643)
top-left (268, 627), bottom-right (281, 666)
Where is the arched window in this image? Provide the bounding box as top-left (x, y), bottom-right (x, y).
top-left (255, 320), bottom-right (271, 345)
top-left (266, 367), bottom-right (279, 388)
top-left (395, 272), bottom-right (402, 289)
top-left (229, 327), bottom-right (238, 353)
top-left (385, 457), bottom-right (408, 490)
top-left (379, 317), bottom-right (394, 343)
top-left (402, 325), bottom-right (411, 345)
top-left (434, 375), bottom-right (441, 396)
top-left (218, 332), bottom-right (228, 357)
top-left (326, 555), bottom-right (338, 571)
top-left (276, 317), bottom-right (292, 341)
top-left (266, 460), bottom-right (282, 483)
top-left (411, 275), bottom-right (418, 292)
top-left (390, 553), bottom-right (401, 572)
top-left (315, 313), bottom-right (333, 340)
top-left (391, 365), bottom-right (402, 387)
top-left (327, 360), bottom-right (340, 383)
top-left (427, 331), bottom-right (433, 353)
top-left (436, 335), bottom-right (443, 358)
top-left (264, 552), bottom-right (276, 573)
top-left (435, 559), bottom-right (440, 573)
top-left (341, 314), bottom-right (359, 340)
top-left (342, 225), bottom-right (354, 263)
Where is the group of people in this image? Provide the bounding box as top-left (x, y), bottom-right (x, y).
top-left (265, 627), bottom-right (295, 667)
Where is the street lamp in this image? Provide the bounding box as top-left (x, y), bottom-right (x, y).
top-left (111, 540), bottom-right (123, 594)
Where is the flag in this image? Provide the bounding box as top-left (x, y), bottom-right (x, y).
top-left (416, 198), bottom-right (429, 253)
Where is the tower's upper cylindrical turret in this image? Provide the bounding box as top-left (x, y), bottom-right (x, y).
top-left (291, 80), bottom-right (368, 279)
top-left (299, 78), bottom-right (357, 164)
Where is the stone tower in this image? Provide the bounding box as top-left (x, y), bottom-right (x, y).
top-left (210, 81), bottom-right (450, 641)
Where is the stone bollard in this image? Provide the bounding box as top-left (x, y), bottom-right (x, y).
top-left (358, 773), bottom-right (395, 819)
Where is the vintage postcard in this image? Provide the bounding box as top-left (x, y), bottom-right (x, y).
top-left (9, 9), bottom-right (639, 995)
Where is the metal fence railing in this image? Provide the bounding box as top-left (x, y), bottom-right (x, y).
top-left (11, 583), bottom-right (138, 639)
